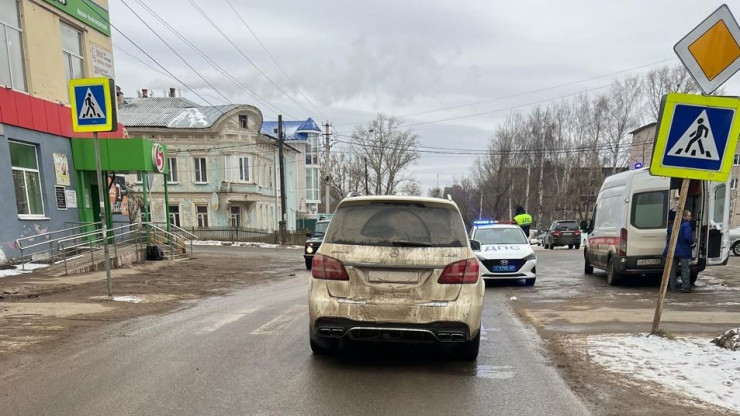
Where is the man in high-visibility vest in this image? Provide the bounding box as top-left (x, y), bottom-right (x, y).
top-left (513, 206), bottom-right (533, 237)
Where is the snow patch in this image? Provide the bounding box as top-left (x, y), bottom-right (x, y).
top-left (588, 333), bottom-right (740, 413)
top-left (189, 240), bottom-right (302, 249)
top-left (510, 296), bottom-right (517, 301)
top-left (111, 296), bottom-right (144, 303)
top-left (0, 262), bottom-right (49, 278)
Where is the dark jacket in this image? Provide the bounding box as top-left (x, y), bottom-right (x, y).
top-left (663, 219), bottom-right (693, 259)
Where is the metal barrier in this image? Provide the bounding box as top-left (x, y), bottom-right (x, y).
top-left (15, 222), bottom-right (101, 269)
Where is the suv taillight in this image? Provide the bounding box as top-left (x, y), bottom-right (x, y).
top-left (311, 254), bottom-right (349, 280)
top-left (553, 231), bottom-right (562, 237)
top-left (574, 230), bottom-right (581, 236)
top-left (438, 259), bottom-right (479, 284)
top-left (619, 228), bottom-right (628, 256)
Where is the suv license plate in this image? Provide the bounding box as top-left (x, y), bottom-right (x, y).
top-left (563, 232), bottom-right (572, 235)
top-left (637, 259), bottom-right (661, 266)
top-left (492, 265), bottom-right (516, 272)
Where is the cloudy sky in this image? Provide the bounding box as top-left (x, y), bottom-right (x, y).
top-left (109, 0), bottom-right (740, 192)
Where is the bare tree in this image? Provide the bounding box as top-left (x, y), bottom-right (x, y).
top-left (350, 114), bottom-right (420, 195)
top-left (643, 65), bottom-right (701, 122)
top-left (400, 180), bottom-right (422, 196)
top-left (604, 75), bottom-right (642, 174)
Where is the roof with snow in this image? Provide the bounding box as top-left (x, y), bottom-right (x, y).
top-left (260, 118), bottom-right (321, 141)
top-left (118, 97), bottom-right (241, 129)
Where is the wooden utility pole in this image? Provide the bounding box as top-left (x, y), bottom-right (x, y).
top-left (652, 178), bottom-right (689, 333)
top-left (278, 115), bottom-right (287, 245)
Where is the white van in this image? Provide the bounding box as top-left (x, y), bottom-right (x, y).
top-left (583, 168), bottom-right (730, 285)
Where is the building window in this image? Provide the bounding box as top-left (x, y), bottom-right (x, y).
top-left (10, 141), bottom-right (44, 217)
top-left (168, 205), bottom-right (180, 227)
top-left (135, 172), bottom-right (143, 183)
top-left (60, 23), bottom-right (84, 83)
top-left (0, 0), bottom-right (27, 91)
top-left (230, 205), bottom-right (241, 227)
top-left (732, 178), bottom-right (738, 190)
top-left (196, 205), bottom-right (209, 227)
top-left (735, 154), bottom-right (740, 166)
top-left (306, 133), bottom-right (320, 165)
top-left (194, 157), bottom-right (207, 183)
top-left (167, 158), bottom-right (178, 183)
top-left (239, 115), bottom-right (248, 129)
top-left (225, 155), bottom-right (250, 182)
top-left (306, 168), bottom-right (320, 202)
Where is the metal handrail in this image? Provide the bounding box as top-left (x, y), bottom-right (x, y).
top-left (16, 222), bottom-right (101, 251)
top-left (148, 222), bottom-right (199, 240)
top-left (145, 223), bottom-right (193, 260)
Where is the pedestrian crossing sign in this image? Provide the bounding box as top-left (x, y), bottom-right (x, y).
top-left (68, 77), bottom-right (117, 133)
top-left (651, 93), bottom-right (740, 181)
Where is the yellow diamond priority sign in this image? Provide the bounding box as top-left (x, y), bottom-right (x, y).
top-left (674, 4), bottom-right (740, 94)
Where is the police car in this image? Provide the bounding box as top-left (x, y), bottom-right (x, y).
top-left (469, 220), bottom-right (537, 286)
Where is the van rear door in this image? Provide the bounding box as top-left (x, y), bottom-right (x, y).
top-left (705, 181), bottom-right (730, 265)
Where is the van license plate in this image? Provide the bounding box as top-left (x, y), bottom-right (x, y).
top-left (492, 265), bottom-right (516, 272)
top-left (637, 259), bottom-right (661, 266)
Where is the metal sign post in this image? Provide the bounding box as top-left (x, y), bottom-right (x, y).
top-left (69, 77), bottom-right (117, 296)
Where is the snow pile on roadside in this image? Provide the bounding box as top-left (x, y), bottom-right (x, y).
top-left (111, 296), bottom-right (144, 303)
top-left (588, 333), bottom-right (740, 413)
top-left (713, 328), bottom-right (740, 351)
top-left (188, 240), bottom-right (301, 249)
top-left (0, 262), bottom-right (49, 278)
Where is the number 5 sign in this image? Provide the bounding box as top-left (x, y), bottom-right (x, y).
top-left (152, 143), bottom-right (166, 173)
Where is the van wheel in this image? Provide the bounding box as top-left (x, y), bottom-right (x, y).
top-left (452, 328), bottom-right (480, 361)
top-left (584, 253), bottom-right (594, 275)
top-left (733, 242), bottom-right (740, 256)
top-left (606, 257), bottom-right (621, 286)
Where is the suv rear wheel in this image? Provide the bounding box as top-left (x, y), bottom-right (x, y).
top-left (452, 327), bottom-right (480, 361)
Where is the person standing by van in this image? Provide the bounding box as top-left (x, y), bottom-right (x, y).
top-left (513, 206), bottom-right (533, 237)
top-left (663, 210), bottom-right (694, 293)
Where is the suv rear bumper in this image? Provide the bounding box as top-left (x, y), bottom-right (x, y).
top-left (312, 317), bottom-right (471, 343)
top-left (551, 236), bottom-right (581, 245)
top-left (308, 279), bottom-right (483, 342)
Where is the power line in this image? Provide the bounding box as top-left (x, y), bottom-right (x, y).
top-left (224, 0), bottom-right (328, 120)
top-left (119, 0), bottom-right (232, 105)
top-left (186, 0), bottom-right (317, 117)
top-left (79, 0), bottom-right (221, 108)
top-left (333, 57), bottom-right (677, 127)
top-left (131, 0), bottom-right (290, 118)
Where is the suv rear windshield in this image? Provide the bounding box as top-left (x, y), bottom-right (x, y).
top-left (324, 202), bottom-right (467, 247)
top-left (555, 221), bottom-right (579, 231)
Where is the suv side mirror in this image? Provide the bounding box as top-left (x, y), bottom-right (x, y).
top-left (470, 239), bottom-right (481, 251)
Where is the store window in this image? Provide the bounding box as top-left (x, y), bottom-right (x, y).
top-left (11, 141), bottom-right (44, 217)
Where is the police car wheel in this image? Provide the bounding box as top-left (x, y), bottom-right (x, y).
top-left (305, 258), bottom-right (312, 270)
top-left (733, 242), bottom-right (740, 256)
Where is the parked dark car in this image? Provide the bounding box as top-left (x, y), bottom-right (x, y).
top-left (304, 220), bottom-right (331, 269)
top-left (543, 220), bottom-right (582, 249)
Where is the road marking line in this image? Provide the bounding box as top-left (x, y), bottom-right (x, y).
top-left (197, 306), bottom-right (262, 334)
top-left (250, 305), bottom-right (306, 335)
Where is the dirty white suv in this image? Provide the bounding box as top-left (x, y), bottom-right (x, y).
top-left (308, 195), bottom-right (484, 360)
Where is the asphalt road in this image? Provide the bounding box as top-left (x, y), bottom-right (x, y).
top-left (0, 246), bottom-right (591, 416)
